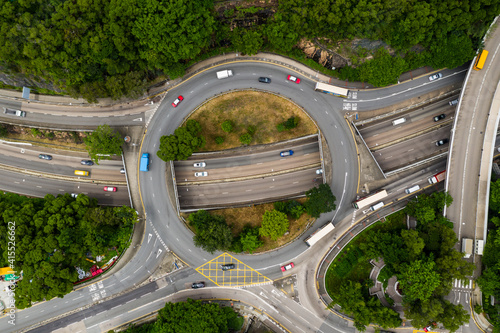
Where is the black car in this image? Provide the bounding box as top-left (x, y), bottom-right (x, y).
top-left (436, 138), bottom-right (449, 146)
top-left (220, 263), bottom-right (235, 271)
top-left (433, 114), bottom-right (446, 122)
top-left (191, 282), bottom-right (205, 289)
top-left (38, 154), bottom-right (52, 160)
top-left (258, 77), bottom-right (271, 83)
top-left (81, 160), bottom-right (94, 166)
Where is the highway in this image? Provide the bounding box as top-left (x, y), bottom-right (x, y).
top-left (0, 58), bottom-right (486, 333)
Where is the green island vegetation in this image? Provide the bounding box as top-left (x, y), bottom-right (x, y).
top-left (187, 183), bottom-right (336, 254)
top-left (122, 298), bottom-right (243, 333)
top-left (0, 123), bottom-right (87, 148)
top-left (0, 192), bottom-right (137, 309)
top-left (1, 0), bottom-right (498, 101)
top-left (325, 192), bottom-right (474, 332)
top-left (83, 125), bottom-right (123, 164)
top-left (477, 178), bottom-right (500, 331)
top-left (156, 91), bottom-right (316, 161)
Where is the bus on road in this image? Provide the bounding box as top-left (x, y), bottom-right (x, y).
top-left (305, 223), bottom-right (335, 247)
top-left (314, 82), bottom-right (349, 98)
top-left (352, 189), bottom-right (388, 210)
top-left (473, 50), bottom-right (489, 70)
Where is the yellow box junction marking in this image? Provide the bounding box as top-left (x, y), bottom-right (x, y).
top-left (196, 252), bottom-right (272, 287)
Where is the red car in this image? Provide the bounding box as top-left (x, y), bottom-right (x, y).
top-left (287, 75), bottom-right (300, 84)
top-left (423, 322), bottom-right (437, 332)
top-left (281, 262), bottom-right (294, 272)
top-left (172, 95), bottom-right (184, 107)
top-left (104, 186), bottom-right (117, 192)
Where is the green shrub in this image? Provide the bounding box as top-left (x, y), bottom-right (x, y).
top-left (247, 125), bottom-right (257, 136)
top-left (46, 132), bottom-right (55, 139)
top-left (276, 123), bottom-right (285, 132)
top-left (221, 120), bottom-right (233, 133)
top-left (239, 133), bottom-right (252, 145)
top-left (31, 128), bottom-right (43, 137)
top-left (215, 136), bottom-right (224, 145)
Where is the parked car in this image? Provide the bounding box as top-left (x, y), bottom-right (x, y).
top-left (433, 114), bottom-right (446, 122)
top-left (38, 154), bottom-right (52, 160)
top-left (281, 262), bottom-right (294, 272)
top-left (428, 73), bottom-right (443, 81)
top-left (172, 95), bottom-right (184, 107)
top-left (194, 172), bottom-right (208, 177)
top-left (449, 99), bottom-right (459, 106)
top-left (287, 75), bottom-right (300, 84)
top-left (81, 160), bottom-right (94, 166)
top-left (220, 263), bottom-right (235, 271)
top-left (316, 169), bottom-right (323, 175)
top-left (104, 186), bottom-right (117, 192)
top-left (436, 138), bottom-right (449, 146)
top-left (258, 77), bottom-right (271, 83)
top-left (191, 282), bottom-right (205, 289)
top-left (193, 162), bottom-right (206, 168)
top-left (423, 323), bottom-right (437, 332)
top-left (280, 150), bottom-right (294, 157)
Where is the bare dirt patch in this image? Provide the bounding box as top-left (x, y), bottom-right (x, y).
top-left (189, 91), bottom-right (317, 151)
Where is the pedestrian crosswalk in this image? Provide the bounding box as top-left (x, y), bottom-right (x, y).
top-left (453, 278), bottom-right (473, 290)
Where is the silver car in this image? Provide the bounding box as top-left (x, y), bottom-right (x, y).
top-left (428, 73), bottom-right (443, 81)
top-left (193, 162), bottom-right (206, 168)
top-left (194, 172), bottom-right (208, 177)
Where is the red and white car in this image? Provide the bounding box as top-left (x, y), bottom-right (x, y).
top-left (104, 186), bottom-right (117, 192)
top-left (287, 75), bottom-right (300, 84)
top-left (281, 262), bottom-right (294, 272)
top-left (172, 95), bottom-right (184, 107)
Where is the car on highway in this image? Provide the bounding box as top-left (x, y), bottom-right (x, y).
top-left (436, 138), bottom-right (449, 146)
top-left (194, 171), bottom-right (208, 177)
top-left (280, 150), bottom-right (294, 157)
top-left (281, 262), bottom-right (294, 272)
top-left (258, 77), bottom-right (271, 83)
top-left (71, 193), bottom-right (78, 198)
top-left (287, 75), bottom-right (300, 84)
top-left (38, 154), bottom-right (52, 160)
top-left (81, 159), bottom-right (94, 166)
top-left (428, 73), bottom-right (442, 81)
top-left (104, 186), bottom-right (117, 192)
top-left (120, 168), bottom-right (126, 174)
top-left (193, 162), bottom-right (206, 168)
top-left (191, 282), bottom-right (205, 289)
top-left (220, 263), bottom-right (235, 271)
top-left (172, 95), bottom-right (184, 107)
top-left (449, 99), bottom-right (459, 106)
top-left (316, 169), bottom-right (323, 175)
top-left (433, 114), bottom-right (446, 122)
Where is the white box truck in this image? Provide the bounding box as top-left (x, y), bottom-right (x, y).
top-left (216, 70), bottom-right (233, 79)
top-left (3, 107), bottom-right (26, 117)
top-left (462, 238), bottom-right (473, 258)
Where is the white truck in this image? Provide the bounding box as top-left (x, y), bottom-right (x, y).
top-left (3, 107), bottom-right (26, 117)
top-left (216, 70), bottom-right (233, 79)
top-left (462, 238), bottom-right (473, 258)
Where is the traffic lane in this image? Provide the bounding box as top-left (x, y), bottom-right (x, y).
top-left (0, 169), bottom-right (129, 206)
top-left (175, 152), bottom-right (321, 182)
top-left (178, 168), bottom-right (322, 208)
top-left (374, 124), bottom-right (452, 171)
top-left (175, 140), bottom-right (320, 170)
top-left (0, 143), bottom-right (126, 180)
top-left (353, 66), bottom-right (468, 110)
top-left (359, 104), bottom-right (456, 148)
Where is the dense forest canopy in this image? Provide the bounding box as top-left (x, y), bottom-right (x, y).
top-left (0, 192), bottom-right (137, 308)
top-left (0, 0), bottom-right (498, 99)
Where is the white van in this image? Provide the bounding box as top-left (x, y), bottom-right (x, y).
top-left (392, 118), bottom-right (406, 126)
top-left (405, 185), bottom-right (420, 194)
top-left (370, 202), bottom-right (384, 211)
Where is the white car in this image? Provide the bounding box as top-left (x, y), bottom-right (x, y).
top-left (193, 162), bottom-right (206, 168)
top-left (316, 169), bottom-right (323, 175)
top-left (195, 172), bottom-right (208, 177)
top-left (428, 73), bottom-right (442, 81)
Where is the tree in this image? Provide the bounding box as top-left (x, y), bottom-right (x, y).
top-left (189, 210), bottom-right (233, 254)
top-left (221, 120), bottom-right (233, 133)
top-left (239, 227), bottom-right (263, 254)
top-left (83, 125), bottom-right (123, 164)
top-left (239, 133), bottom-right (252, 145)
top-left (400, 229), bottom-right (425, 261)
top-left (231, 28), bottom-right (263, 55)
top-left (304, 183), bottom-right (336, 218)
top-left (398, 259), bottom-right (441, 302)
top-left (260, 210), bottom-right (289, 241)
top-left (157, 120), bottom-right (205, 161)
